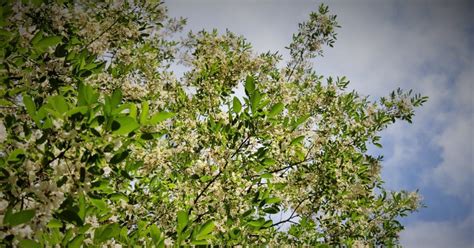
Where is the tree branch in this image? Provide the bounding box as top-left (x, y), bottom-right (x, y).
top-left (84, 7), bottom-right (137, 50)
top-left (189, 135), bottom-right (251, 216)
top-left (0, 106), bottom-right (19, 110)
top-left (268, 159), bottom-right (310, 175)
top-left (286, 48), bottom-right (305, 82)
top-left (265, 197), bottom-right (308, 229)
top-left (259, 142), bottom-right (316, 176)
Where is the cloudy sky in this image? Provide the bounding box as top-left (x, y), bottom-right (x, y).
top-left (166, 0), bottom-right (473, 247)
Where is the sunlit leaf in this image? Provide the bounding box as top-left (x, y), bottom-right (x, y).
top-left (233, 97), bottom-right (242, 113)
top-left (35, 36), bottom-right (62, 50)
top-left (196, 220), bottom-right (215, 240)
top-left (112, 117), bottom-right (139, 135)
top-left (268, 102), bottom-right (284, 117)
top-left (149, 111), bottom-right (175, 125)
top-left (177, 210), bottom-right (188, 234)
top-left (18, 239), bottom-right (40, 248)
top-left (244, 75), bottom-right (255, 97)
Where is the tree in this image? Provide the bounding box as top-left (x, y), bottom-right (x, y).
top-left (0, 1), bottom-right (427, 247)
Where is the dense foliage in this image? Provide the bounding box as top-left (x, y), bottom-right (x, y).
top-left (0, 1), bottom-right (427, 247)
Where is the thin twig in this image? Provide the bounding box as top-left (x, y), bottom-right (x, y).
top-left (0, 106), bottom-right (19, 109)
top-left (265, 197), bottom-right (308, 229)
top-left (189, 135), bottom-right (251, 216)
top-left (257, 142), bottom-right (316, 176)
top-left (268, 159), bottom-right (309, 175)
top-left (84, 7), bottom-right (137, 50)
top-left (286, 46), bottom-right (305, 82)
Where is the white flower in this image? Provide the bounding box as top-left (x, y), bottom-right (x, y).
top-left (353, 240), bottom-right (369, 248)
top-left (109, 215), bottom-right (119, 222)
top-left (85, 216), bottom-right (100, 228)
top-left (0, 121), bottom-right (6, 143)
top-left (164, 238), bottom-right (173, 246)
top-left (11, 225), bottom-right (33, 238)
top-left (103, 166), bottom-right (112, 177)
top-left (0, 199), bottom-right (9, 211)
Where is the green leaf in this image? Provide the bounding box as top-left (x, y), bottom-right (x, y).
top-left (111, 89), bottom-right (122, 108)
top-left (295, 148), bottom-right (305, 161)
top-left (293, 114), bottom-right (310, 129)
top-left (262, 158), bottom-right (276, 166)
top-left (232, 97), bottom-right (242, 113)
top-left (90, 198), bottom-right (108, 210)
top-left (110, 150), bottom-right (130, 164)
top-left (78, 193), bottom-right (86, 221)
top-left (43, 107), bottom-right (62, 119)
top-left (35, 36), bottom-right (62, 50)
top-left (0, 29), bottom-right (12, 39)
top-left (250, 91), bottom-right (262, 114)
top-left (263, 207), bottom-right (279, 214)
top-left (149, 111), bottom-right (175, 125)
top-left (18, 239), bottom-right (40, 248)
top-left (78, 83), bottom-right (99, 106)
top-left (94, 223), bottom-right (120, 243)
top-left (109, 193), bottom-right (128, 203)
top-left (7, 149), bottom-right (25, 163)
top-left (23, 94), bottom-right (36, 117)
top-left (128, 103), bottom-right (137, 120)
top-left (47, 219), bottom-right (63, 228)
top-left (78, 224), bottom-right (92, 235)
top-left (65, 106), bottom-right (88, 117)
top-left (54, 44), bottom-right (68, 57)
top-left (242, 209), bottom-right (254, 218)
top-left (48, 95), bottom-right (69, 114)
top-left (92, 180), bottom-right (114, 194)
top-left (111, 103), bottom-right (133, 116)
top-left (247, 220), bottom-right (263, 227)
top-left (268, 102), bottom-right (284, 117)
top-left (196, 220), bottom-right (215, 240)
top-left (177, 210), bottom-right (188, 234)
top-left (150, 225), bottom-right (163, 244)
top-left (191, 240), bottom-right (209, 245)
top-left (244, 75), bottom-right (255, 96)
top-left (290, 135), bottom-right (305, 146)
top-left (58, 210), bottom-right (83, 226)
top-left (68, 235), bottom-right (85, 248)
top-left (263, 220), bottom-right (273, 228)
top-left (126, 160), bottom-right (143, 172)
top-left (199, 175), bottom-right (213, 182)
top-left (274, 183), bottom-right (287, 191)
top-left (140, 133), bottom-right (154, 140)
top-left (260, 173), bottom-right (273, 179)
top-left (31, 30), bottom-right (43, 45)
top-left (62, 228), bottom-right (74, 246)
top-left (112, 117), bottom-right (139, 135)
top-left (140, 101), bottom-right (149, 124)
top-left (265, 197), bottom-right (281, 204)
top-left (104, 88), bottom-right (122, 115)
top-left (4, 209), bottom-right (35, 226)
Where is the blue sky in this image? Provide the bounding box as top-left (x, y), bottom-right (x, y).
top-left (166, 0), bottom-right (473, 247)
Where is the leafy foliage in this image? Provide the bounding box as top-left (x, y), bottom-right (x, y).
top-left (0, 0), bottom-right (426, 247)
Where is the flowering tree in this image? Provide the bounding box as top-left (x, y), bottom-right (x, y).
top-left (0, 1), bottom-right (427, 247)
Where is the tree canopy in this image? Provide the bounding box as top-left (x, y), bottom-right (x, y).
top-left (0, 1), bottom-right (427, 247)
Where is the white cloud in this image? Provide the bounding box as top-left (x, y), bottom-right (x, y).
top-left (379, 72), bottom-right (457, 190)
top-left (401, 211), bottom-right (474, 248)
top-left (315, 0), bottom-right (473, 196)
top-left (426, 68), bottom-right (474, 202)
top-left (431, 117), bottom-right (473, 200)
